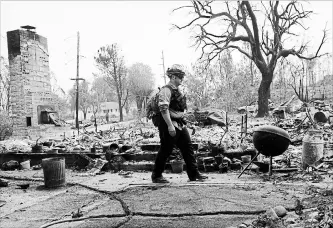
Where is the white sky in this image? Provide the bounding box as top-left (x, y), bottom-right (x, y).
top-left (1, 1), bottom-right (332, 93)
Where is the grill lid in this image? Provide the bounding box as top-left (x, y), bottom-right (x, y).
top-left (254, 125), bottom-right (290, 141)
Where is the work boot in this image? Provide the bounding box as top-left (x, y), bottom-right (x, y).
top-left (152, 176), bottom-right (170, 183)
top-left (152, 177), bottom-right (170, 184)
top-left (189, 172), bottom-right (208, 181)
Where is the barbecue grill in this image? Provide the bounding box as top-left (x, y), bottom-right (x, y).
top-left (238, 125), bottom-right (291, 177)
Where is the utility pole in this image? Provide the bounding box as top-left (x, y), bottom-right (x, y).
top-left (161, 51), bottom-right (166, 84)
top-left (70, 31), bottom-right (84, 134)
top-left (76, 31), bottom-right (79, 130)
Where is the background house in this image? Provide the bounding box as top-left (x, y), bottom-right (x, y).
top-left (100, 102), bottom-right (120, 115)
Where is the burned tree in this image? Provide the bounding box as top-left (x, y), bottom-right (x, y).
top-left (185, 61), bottom-right (217, 109)
top-left (95, 44), bottom-right (128, 122)
top-left (287, 59), bottom-right (314, 102)
top-left (174, 1), bottom-right (328, 116)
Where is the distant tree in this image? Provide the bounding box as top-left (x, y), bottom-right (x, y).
top-left (174, 1), bottom-right (328, 116)
top-left (94, 44), bottom-right (128, 122)
top-left (78, 81), bottom-right (91, 120)
top-left (305, 58), bottom-right (317, 96)
top-left (184, 61), bottom-right (216, 109)
top-left (89, 89), bottom-right (103, 132)
top-left (216, 50), bottom-right (235, 111)
top-left (68, 85), bottom-right (76, 115)
top-left (213, 51), bottom-right (259, 111)
top-left (287, 58), bottom-right (318, 102)
top-left (235, 45), bottom-right (261, 105)
top-left (91, 73), bottom-right (117, 102)
top-left (185, 52), bottom-right (259, 112)
top-left (68, 80), bottom-right (91, 120)
top-left (271, 60), bottom-right (290, 104)
top-left (0, 54), bottom-right (11, 139)
top-left (127, 63), bottom-right (155, 113)
top-left (52, 94), bottom-right (70, 119)
top-left (314, 54), bottom-right (333, 101)
top-left (0, 112), bottom-right (12, 141)
top-left (49, 71), bottom-right (70, 119)
top-left (50, 71), bottom-right (65, 96)
top-left (0, 56), bottom-right (10, 112)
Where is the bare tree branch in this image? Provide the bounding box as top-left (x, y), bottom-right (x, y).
top-left (173, 0), bottom-right (329, 116)
top-left (172, 5), bottom-right (193, 13)
top-left (171, 17), bottom-right (201, 30)
top-left (277, 29), bottom-right (329, 60)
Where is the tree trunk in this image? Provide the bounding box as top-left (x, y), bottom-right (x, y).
top-left (94, 117), bottom-right (97, 132)
top-left (83, 112), bottom-right (87, 120)
top-left (136, 95), bottom-right (144, 113)
top-left (125, 102), bottom-right (130, 115)
top-left (257, 73), bottom-right (273, 117)
top-left (118, 96), bottom-right (123, 122)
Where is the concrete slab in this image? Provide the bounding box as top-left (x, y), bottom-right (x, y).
top-left (1, 168), bottom-right (333, 228)
top-left (116, 185), bottom-right (295, 216)
top-left (0, 180), bottom-right (69, 218)
top-left (85, 199), bottom-right (125, 217)
top-left (0, 185), bottom-right (124, 228)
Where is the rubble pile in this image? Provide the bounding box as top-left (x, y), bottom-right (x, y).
top-left (0, 101), bottom-right (333, 228)
top-left (0, 101), bottom-right (332, 173)
top-left (0, 139), bottom-right (33, 153)
top-left (238, 188), bottom-right (333, 228)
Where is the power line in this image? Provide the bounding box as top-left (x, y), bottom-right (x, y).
top-left (65, 46), bottom-right (75, 55)
top-left (64, 34), bottom-right (77, 42)
top-left (65, 55), bottom-right (86, 66)
top-left (65, 58), bottom-right (75, 65)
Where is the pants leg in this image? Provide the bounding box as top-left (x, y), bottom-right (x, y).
top-left (176, 127), bottom-right (198, 179)
top-left (152, 121), bottom-right (175, 177)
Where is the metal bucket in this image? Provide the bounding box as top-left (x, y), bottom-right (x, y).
top-left (302, 130), bottom-right (324, 170)
top-left (171, 162), bottom-right (183, 173)
top-left (42, 157), bottom-right (66, 188)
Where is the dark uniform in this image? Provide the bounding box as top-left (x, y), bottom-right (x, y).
top-left (151, 75), bottom-right (207, 183)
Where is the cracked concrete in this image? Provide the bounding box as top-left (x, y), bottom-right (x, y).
top-left (1, 169), bottom-right (332, 228)
top-left (1, 184), bottom-right (124, 228)
top-left (116, 185), bottom-right (294, 216)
